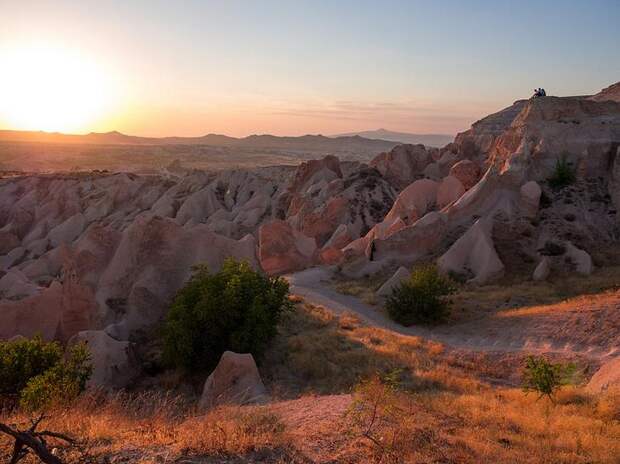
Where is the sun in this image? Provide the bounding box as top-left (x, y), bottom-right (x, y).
top-left (0, 44), bottom-right (113, 133)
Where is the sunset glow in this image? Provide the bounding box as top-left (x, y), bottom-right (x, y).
top-left (0, 44), bottom-right (116, 133)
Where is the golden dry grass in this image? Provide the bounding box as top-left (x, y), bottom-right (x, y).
top-left (0, 391), bottom-right (299, 463)
top-left (2, 296), bottom-right (619, 463)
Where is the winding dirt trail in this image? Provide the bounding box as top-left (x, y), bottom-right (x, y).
top-left (286, 267), bottom-right (620, 361)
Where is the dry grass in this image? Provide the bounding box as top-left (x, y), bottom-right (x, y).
top-left (331, 271), bottom-right (389, 306)
top-left (451, 265), bottom-right (620, 321)
top-left (262, 299), bottom-right (620, 463)
top-left (2, 295), bottom-right (619, 463)
top-left (0, 390), bottom-right (299, 463)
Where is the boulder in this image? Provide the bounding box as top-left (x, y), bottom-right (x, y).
top-left (586, 357), bottom-right (620, 393)
top-left (437, 176), bottom-right (466, 209)
top-left (532, 257), bottom-right (550, 281)
top-left (69, 330), bottom-right (138, 388)
top-left (437, 218), bottom-right (504, 284)
top-left (565, 242), bottom-right (593, 275)
top-left (376, 266), bottom-right (410, 297)
top-left (449, 160), bottom-right (481, 190)
top-left (199, 351), bottom-right (268, 409)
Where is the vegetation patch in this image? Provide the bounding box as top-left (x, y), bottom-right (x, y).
top-left (162, 258), bottom-right (293, 372)
top-left (386, 264), bottom-right (455, 325)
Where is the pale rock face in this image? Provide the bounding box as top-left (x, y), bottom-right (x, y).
top-left (437, 218), bottom-right (504, 284)
top-left (449, 160), bottom-right (481, 190)
top-left (586, 357), bottom-right (620, 393)
top-left (423, 162), bottom-right (442, 181)
top-left (437, 176), bottom-right (466, 209)
top-left (532, 257), bottom-right (550, 281)
top-left (519, 181), bottom-right (542, 218)
top-left (199, 351), bottom-right (268, 410)
top-left (384, 179), bottom-right (438, 225)
top-left (564, 242), bottom-right (593, 275)
top-left (373, 211), bottom-right (448, 262)
top-left (69, 330), bottom-right (138, 388)
top-left (175, 187), bottom-right (222, 225)
top-left (376, 266), bottom-right (410, 297)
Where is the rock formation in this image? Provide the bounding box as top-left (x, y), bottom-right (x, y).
top-left (198, 351), bottom-right (268, 409)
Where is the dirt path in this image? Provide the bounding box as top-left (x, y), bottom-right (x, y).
top-left (286, 267), bottom-right (620, 361)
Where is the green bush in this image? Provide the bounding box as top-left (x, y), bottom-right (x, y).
top-left (522, 355), bottom-right (576, 401)
top-left (548, 156), bottom-right (576, 189)
top-left (385, 264), bottom-right (455, 326)
top-left (0, 336), bottom-right (92, 411)
top-left (20, 342), bottom-right (92, 411)
top-left (162, 258), bottom-right (293, 372)
top-left (0, 335), bottom-right (63, 396)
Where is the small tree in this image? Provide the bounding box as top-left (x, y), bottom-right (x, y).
top-left (522, 355), bottom-right (576, 401)
top-left (385, 264), bottom-right (455, 325)
top-left (162, 258), bottom-right (292, 372)
top-left (548, 156), bottom-right (576, 189)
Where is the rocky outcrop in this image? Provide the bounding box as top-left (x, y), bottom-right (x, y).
top-left (199, 351), bottom-right (268, 409)
top-left (370, 144), bottom-right (432, 189)
top-left (449, 160), bottom-right (481, 190)
top-left (587, 357), bottom-right (620, 393)
top-left (69, 330), bottom-right (138, 388)
top-left (376, 266), bottom-right (410, 297)
top-left (437, 176), bottom-right (465, 209)
top-left (565, 242), bottom-right (593, 275)
top-left (589, 81), bottom-right (620, 103)
top-left (259, 220), bottom-right (317, 275)
top-left (532, 257), bottom-right (550, 281)
top-left (437, 218), bottom-right (504, 284)
top-left (519, 181), bottom-right (541, 218)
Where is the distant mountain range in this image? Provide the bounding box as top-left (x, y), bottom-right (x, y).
top-left (332, 129), bottom-right (453, 147)
top-left (0, 129), bottom-right (403, 153)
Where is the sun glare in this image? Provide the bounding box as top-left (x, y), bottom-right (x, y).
top-left (0, 44), bottom-right (114, 133)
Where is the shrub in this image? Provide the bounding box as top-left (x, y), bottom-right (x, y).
top-left (385, 264), bottom-right (455, 325)
top-left (162, 258), bottom-right (293, 372)
top-left (548, 156), bottom-right (576, 189)
top-left (522, 355), bottom-right (576, 401)
top-left (0, 335), bottom-right (63, 397)
top-left (0, 336), bottom-right (92, 411)
top-left (19, 342), bottom-right (92, 411)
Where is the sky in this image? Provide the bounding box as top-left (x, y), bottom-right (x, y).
top-left (0, 0), bottom-right (619, 137)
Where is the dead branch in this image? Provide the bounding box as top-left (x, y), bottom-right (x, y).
top-left (0, 415), bottom-right (75, 464)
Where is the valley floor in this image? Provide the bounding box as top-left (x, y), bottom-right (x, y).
top-left (2, 268), bottom-right (620, 463)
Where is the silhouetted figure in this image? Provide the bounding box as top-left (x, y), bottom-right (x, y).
top-left (533, 88), bottom-right (547, 98)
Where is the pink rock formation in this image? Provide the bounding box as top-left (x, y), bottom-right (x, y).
top-left (259, 220), bottom-right (317, 275)
top-left (449, 160), bottom-right (481, 190)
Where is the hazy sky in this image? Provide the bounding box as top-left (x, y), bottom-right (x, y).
top-left (1, 0), bottom-right (619, 136)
